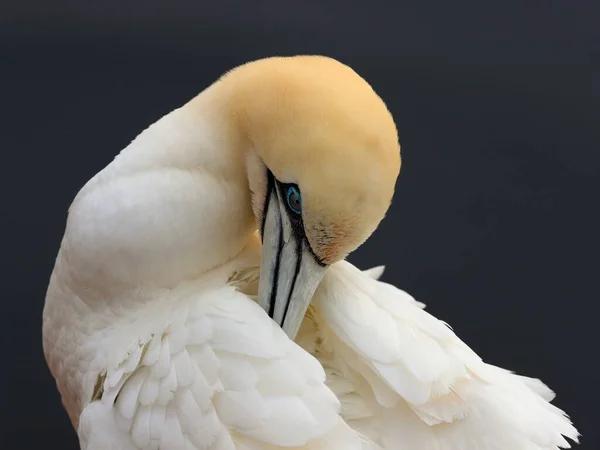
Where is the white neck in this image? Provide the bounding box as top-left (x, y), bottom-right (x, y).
top-left (61, 86), bottom-right (257, 297)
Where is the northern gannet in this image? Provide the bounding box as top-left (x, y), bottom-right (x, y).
top-left (43, 55), bottom-right (579, 450)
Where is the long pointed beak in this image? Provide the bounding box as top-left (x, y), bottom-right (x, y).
top-left (257, 180), bottom-right (326, 339)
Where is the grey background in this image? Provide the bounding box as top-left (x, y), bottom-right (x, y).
top-left (1, 1), bottom-right (597, 448)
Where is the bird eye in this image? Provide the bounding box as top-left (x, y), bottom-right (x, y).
top-left (286, 185), bottom-right (302, 215)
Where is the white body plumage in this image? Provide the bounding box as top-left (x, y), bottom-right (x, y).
top-left (43, 57), bottom-right (578, 450)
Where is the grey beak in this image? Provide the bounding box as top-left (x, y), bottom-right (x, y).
top-left (257, 177), bottom-right (326, 339)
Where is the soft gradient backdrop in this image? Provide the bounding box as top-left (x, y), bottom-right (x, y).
top-left (1, 1), bottom-right (598, 448)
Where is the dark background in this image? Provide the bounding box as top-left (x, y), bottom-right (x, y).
top-left (1, 1), bottom-right (598, 448)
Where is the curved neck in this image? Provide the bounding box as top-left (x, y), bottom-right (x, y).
top-left (62, 86), bottom-right (258, 297)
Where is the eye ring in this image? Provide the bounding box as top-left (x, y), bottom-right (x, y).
top-left (285, 185), bottom-right (302, 215)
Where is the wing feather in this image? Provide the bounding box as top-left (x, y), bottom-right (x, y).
top-left (78, 285), bottom-right (364, 449)
top-left (310, 260), bottom-right (579, 450)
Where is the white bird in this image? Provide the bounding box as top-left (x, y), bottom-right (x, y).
top-left (43, 55), bottom-right (579, 450)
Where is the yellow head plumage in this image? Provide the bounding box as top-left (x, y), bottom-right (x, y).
top-left (219, 55), bottom-right (401, 265)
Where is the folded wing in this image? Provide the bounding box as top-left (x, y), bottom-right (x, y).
top-left (78, 285), bottom-right (375, 450)
top-left (309, 260), bottom-right (579, 450)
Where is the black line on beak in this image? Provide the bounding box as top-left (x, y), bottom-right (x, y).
top-left (262, 169), bottom-right (326, 323)
top-left (267, 192), bottom-right (284, 319)
top-left (260, 170), bottom-right (276, 240)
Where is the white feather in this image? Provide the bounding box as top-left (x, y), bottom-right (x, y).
top-left (42, 87), bottom-right (578, 450)
top-left (306, 260), bottom-right (579, 449)
top-left (71, 284), bottom-right (360, 449)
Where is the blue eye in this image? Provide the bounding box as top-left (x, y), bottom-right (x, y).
top-left (286, 185), bottom-right (302, 215)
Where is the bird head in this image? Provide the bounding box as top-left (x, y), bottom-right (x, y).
top-left (219, 56), bottom-right (401, 338)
